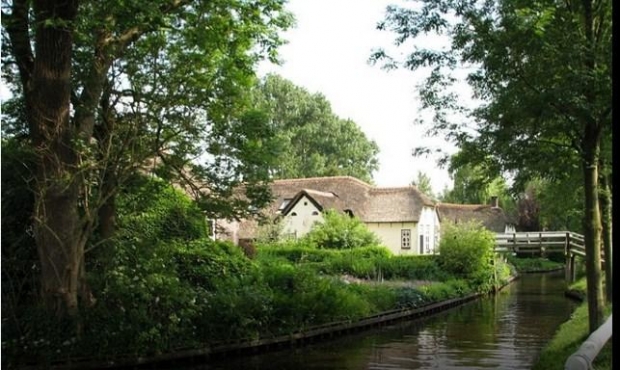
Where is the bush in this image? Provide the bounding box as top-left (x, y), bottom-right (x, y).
top-left (379, 255), bottom-right (448, 281)
top-left (437, 222), bottom-right (495, 284)
top-left (115, 175), bottom-right (207, 244)
top-left (302, 210), bottom-right (380, 249)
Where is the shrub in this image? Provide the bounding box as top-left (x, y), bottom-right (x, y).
top-left (437, 222), bottom-right (496, 284)
top-left (115, 175), bottom-right (207, 244)
top-left (379, 255), bottom-right (448, 281)
top-left (302, 210), bottom-right (380, 249)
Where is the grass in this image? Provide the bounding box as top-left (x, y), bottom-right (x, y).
top-left (505, 255), bottom-right (564, 272)
top-left (532, 277), bottom-right (613, 370)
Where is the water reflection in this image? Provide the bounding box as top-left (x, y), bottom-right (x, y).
top-left (194, 271), bottom-right (577, 370)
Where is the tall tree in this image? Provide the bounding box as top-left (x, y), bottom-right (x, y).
top-left (440, 151), bottom-right (515, 217)
top-left (411, 171), bottom-right (435, 199)
top-left (372, 0), bottom-right (611, 331)
top-left (251, 74), bottom-right (380, 182)
top-left (2, 0), bottom-right (292, 318)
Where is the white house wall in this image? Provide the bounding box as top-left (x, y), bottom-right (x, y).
top-left (417, 206), bottom-right (440, 254)
top-left (282, 195), bottom-right (324, 238)
top-left (365, 222), bottom-right (419, 256)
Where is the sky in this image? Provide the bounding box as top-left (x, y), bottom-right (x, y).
top-left (257, 0), bottom-right (458, 194)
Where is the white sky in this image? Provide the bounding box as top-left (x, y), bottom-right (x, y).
top-left (257, 0), bottom-right (458, 194)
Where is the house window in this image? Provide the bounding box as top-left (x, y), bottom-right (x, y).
top-left (312, 211), bottom-right (319, 216)
top-left (278, 198), bottom-right (292, 212)
top-left (291, 212), bottom-right (297, 216)
top-left (401, 229), bottom-right (411, 249)
top-left (344, 209), bottom-right (354, 217)
top-left (304, 201), bottom-right (308, 206)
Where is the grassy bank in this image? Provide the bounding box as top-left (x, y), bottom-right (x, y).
top-left (505, 254), bottom-right (564, 272)
top-left (532, 278), bottom-right (612, 370)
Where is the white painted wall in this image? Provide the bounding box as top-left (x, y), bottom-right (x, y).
top-left (366, 222), bottom-right (419, 255)
top-left (282, 195), bottom-right (324, 237)
top-left (417, 206), bottom-right (440, 254)
top-left (505, 224), bottom-right (516, 233)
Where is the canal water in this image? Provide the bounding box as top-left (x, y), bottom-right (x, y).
top-left (192, 271), bottom-right (578, 370)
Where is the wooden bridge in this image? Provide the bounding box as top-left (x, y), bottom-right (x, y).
top-left (494, 231), bottom-right (590, 281)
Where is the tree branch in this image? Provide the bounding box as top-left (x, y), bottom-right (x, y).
top-left (4, 0), bottom-right (34, 90)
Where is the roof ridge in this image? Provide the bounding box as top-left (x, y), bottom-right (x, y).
top-left (272, 175), bottom-right (372, 187)
top-left (301, 188), bottom-right (337, 197)
top-left (438, 202), bottom-right (491, 208)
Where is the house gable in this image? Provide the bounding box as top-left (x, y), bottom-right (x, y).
top-left (280, 194), bottom-right (324, 238)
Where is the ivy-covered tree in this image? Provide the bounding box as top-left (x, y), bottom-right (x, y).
top-left (372, 0), bottom-right (611, 331)
top-left (1, 0), bottom-right (293, 318)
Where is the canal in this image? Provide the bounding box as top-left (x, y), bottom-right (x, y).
top-left (191, 271), bottom-right (578, 370)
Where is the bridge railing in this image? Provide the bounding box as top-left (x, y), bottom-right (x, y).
top-left (494, 231), bottom-right (579, 254)
top-left (565, 314), bottom-right (613, 370)
top-left (494, 231), bottom-right (591, 259)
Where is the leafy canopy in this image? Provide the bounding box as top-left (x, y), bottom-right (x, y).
top-left (251, 74), bottom-right (380, 183)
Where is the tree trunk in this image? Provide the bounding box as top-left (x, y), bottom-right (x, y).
top-left (582, 127), bottom-right (605, 333)
top-left (28, 0), bottom-right (82, 317)
top-left (98, 178), bottom-right (117, 241)
top-left (598, 168), bottom-right (612, 303)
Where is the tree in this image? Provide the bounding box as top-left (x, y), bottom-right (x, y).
top-left (411, 171), bottom-right (435, 199)
top-left (440, 152), bottom-right (515, 215)
top-left (372, 0), bottom-right (611, 331)
top-left (2, 0), bottom-right (292, 318)
top-left (251, 74), bottom-right (380, 182)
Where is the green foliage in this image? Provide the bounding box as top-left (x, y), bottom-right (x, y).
top-left (373, 0), bottom-right (610, 329)
top-left (411, 171), bottom-right (435, 199)
top-left (440, 154), bottom-right (516, 217)
top-left (302, 210), bottom-right (381, 249)
top-left (394, 279), bottom-right (473, 309)
top-left (438, 222), bottom-right (496, 288)
top-left (378, 255), bottom-right (449, 281)
top-left (257, 242), bottom-right (454, 283)
top-left (532, 303), bottom-right (613, 370)
top-left (527, 177), bottom-right (583, 232)
top-left (1, 140), bottom-right (39, 312)
top-left (115, 176), bottom-right (207, 243)
top-left (505, 255), bottom-right (564, 273)
top-left (254, 217), bottom-right (285, 244)
top-left (251, 74), bottom-right (380, 182)
top-left (2, 0), bottom-right (295, 325)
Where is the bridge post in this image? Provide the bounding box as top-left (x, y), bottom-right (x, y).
top-left (570, 255), bottom-right (577, 282)
top-left (565, 232), bottom-right (572, 281)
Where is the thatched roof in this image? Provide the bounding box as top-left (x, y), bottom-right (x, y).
top-left (364, 187), bottom-right (434, 222)
top-left (235, 176), bottom-right (434, 239)
top-left (436, 203), bottom-right (513, 233)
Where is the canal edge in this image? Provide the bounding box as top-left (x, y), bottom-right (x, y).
top-left (39, 275), bottom-right (521, 370)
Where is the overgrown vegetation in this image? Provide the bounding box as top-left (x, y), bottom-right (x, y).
top-left (1, 175), bottom-right (516, 367)
top-left (301, 210), bottom-right (381, 249)
top-left (437, 222), bottom-right (503, 291)
top-left (505, 254), bottom-right (565, 273)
